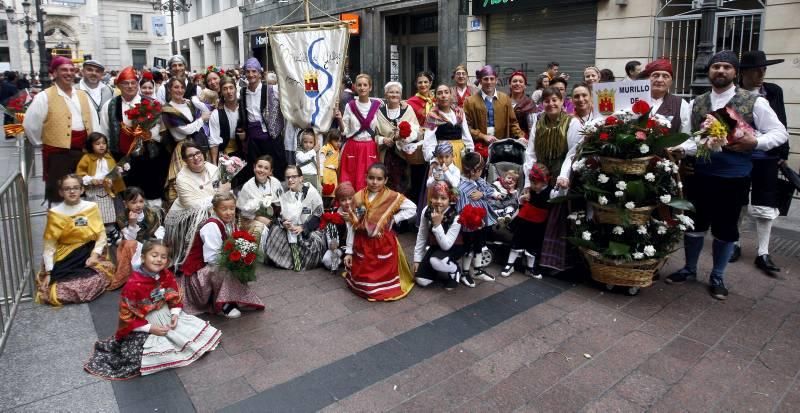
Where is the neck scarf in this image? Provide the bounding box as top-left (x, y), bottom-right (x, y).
top-left (415, 92), bottom-right (434, 115)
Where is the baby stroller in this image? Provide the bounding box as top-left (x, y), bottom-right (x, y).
top-left (484, 138), bottom-right (527, 265)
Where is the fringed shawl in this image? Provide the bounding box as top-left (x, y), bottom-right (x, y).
top-left (351, 188), bottom-right (406, 238)
top-left (424, 106), bottom-right (464, 130)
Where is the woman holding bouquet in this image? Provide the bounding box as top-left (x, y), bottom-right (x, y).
top-left (265, 165), bottom-right (325, 271)
top-left (180, 192), bottom-right (264, 318)
top-left (375, 81), bottom-right (421, 195)
top-left (523, 87), bottom-right (582, 274)
top-left (237, 155), bottom-right (283, 258)
top-left (163, 142), bottom-right (230, 270)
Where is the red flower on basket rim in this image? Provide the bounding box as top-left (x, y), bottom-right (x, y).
top-left (398, 121), bottom-right (412, 139)
top-left (605, 116), bottom-right (619, 126)
top-left (319, 211), bottom-right (345, 230)
top-left (632, 100), bottom-right (651, 115)
top-left (599, 132), bottom-right (610, 141)
top-left (229, 251), bottom-right (242, 262)
top-left (243, 253), bottom-right (256, 265)
top-left (223, 241), bottom-right (234, 252)
top-left (458, 204), bottom-right (486, 231)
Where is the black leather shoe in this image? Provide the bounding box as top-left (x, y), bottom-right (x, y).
top-left (728, 244), bottom-right (741, 263)
top-left (755, 254), bottom-right (780, 274)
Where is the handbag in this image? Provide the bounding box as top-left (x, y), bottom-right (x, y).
top-left (776, 163), bottom-right (800, 216)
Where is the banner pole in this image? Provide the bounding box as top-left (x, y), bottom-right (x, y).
top-left (304, 0), bottom-right (311, 23)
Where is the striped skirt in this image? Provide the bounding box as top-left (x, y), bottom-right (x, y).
top-left (264, 225), bottom-right (325, 271)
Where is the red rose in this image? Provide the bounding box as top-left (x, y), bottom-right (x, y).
top-left (632, 100), bottom-right (651, 115)
top-left (243, 253), bottom-right (256, 265)
top-left (398, 121), bottom-right (412, 139)
top-left (599, 132), bottom-right (610, 141)
top-left (229, 251), bottom-right (242, 262)
top-left (646, 118), bottom-right (657, 129)
top-left (605, 116), bottom-right (619, 126)
top-left (223, 241), bottom-right (233, 251)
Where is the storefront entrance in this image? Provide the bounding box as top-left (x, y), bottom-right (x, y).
top-left (385, 9), bottom-right (438, 95)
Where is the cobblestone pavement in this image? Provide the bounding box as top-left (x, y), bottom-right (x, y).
top-left (1, 141), bottom-right (799, 412)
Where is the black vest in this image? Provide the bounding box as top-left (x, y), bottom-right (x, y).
top-left (217, 106), bottom-right (242, 155)
top-left (435, 121), bottom-right (462, 141)
top-left (655, 94), bottom-right (684, 134)
top-left (239, 84), bottom-right (267, 130)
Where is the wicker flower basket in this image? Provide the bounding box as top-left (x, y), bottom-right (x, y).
top-left (580, 247), bottom-right (664, 288)
top-left (589, 202), bottom-right (656, 226)
top-left (597, 155), bottom-right (654, 175)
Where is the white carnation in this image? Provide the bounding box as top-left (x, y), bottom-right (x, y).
top-left (633, 252), bottom-right (644, 260)
top-left (598, 195), bottom-right (608, 205)
top-left (679, 224), bottom-right (687, 231)
top-left (575, 220), bottom-right (582, 226)
top-left (637, 225), bottom-right (647, 235)
top-left (678, 181), bottom-right (684, 189)
top-left (582, 231), bottom-right (592, 241)
top-left (616, 181), bottom-right (627, 190)
top-left (639, 144), bottom-right (650, 154)
top-left (657, 226), bottom-right (667, 235)
top-left (612, 226), bottom-right (624, 235)
top-left (614, 190), bottom-right (624, 198)
top-left (597, 174), bottom-right (609, 184)
top-left (644, 245), bottom-right (656, 257)
top-left (625, 201), bottom-right (636, 210)
top-left (567, 213), bottom-right (578, 221)
top-left (645, 173), bottom-right (656, 182)
top-left (660, 194), bottom-right (672, 204)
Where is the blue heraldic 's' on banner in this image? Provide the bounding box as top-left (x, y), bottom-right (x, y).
top-left (267, 23), bottom-right (349, 133)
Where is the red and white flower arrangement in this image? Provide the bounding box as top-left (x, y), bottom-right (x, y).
top-left (219, 230), bottom-right (260, 283)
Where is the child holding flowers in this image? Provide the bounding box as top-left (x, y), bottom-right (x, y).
top-left (237, 155), bottom-right (283, 257)
top-left (179, 192), bottom-right (264, 318)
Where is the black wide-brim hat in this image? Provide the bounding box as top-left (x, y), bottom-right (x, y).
top-left (740, 50), bottom-right (784, 69)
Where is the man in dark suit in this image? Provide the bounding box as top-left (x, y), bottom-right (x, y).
top-left (731, 50), bottom-right (789, 275)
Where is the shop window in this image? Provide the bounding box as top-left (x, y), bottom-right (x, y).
top-left (0, 47), bottom-right (9, 62)
top-left (131, 14), bottom-right (144, 31)
top-left (132, 49), bottom-right (147, 69)
top-left (0, 20), bottom-right (7, 41)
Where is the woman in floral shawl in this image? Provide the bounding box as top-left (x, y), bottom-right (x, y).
top-left (265, 165), bottom-right (325, 271)
top-left (422, 84), bottom-right (475, 170)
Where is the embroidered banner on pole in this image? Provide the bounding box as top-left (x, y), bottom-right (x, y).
top-left (267, 23), bottom-right (349, 133)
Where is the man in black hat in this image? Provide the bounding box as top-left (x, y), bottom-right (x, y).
top-left (667, 50), bottom-right (788, 300)
top-left (728, 50), bottom-right (788, 275)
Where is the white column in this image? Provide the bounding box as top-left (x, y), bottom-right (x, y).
top-left (221, 28), bottom-right (236, 69)
top-left (189, 36), bottom-right (203, 71)
top-left (203, 33), bottom-right (216, 70)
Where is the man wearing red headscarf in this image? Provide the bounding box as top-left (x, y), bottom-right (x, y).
top-left (99, 66), bottom-right (164, 203)
top-left (23, 56), bottom-right (101, 203)
top-left (640, 58), bottom-right (690, 134)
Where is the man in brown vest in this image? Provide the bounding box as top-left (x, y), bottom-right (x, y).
top-left (640, 58), bottom-right (690, 134)
top-left (24, 56), bottom-right (100, 202)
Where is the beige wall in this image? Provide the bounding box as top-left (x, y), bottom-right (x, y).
top-left (764, 0), bottom-right (800, 156)
top-left (594, 0), bottom-right (657, 80)
top-left (465, 1), bottom-right (486, 85)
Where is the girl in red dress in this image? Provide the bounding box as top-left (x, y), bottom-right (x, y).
top-left (340, 74), bottom-right (382, 191)
top-left (343, 163), bottom-right (417, 301)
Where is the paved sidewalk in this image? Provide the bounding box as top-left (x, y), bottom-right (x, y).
top-left (0, 141), bottom-right (798, 412)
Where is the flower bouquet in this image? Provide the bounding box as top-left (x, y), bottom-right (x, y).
top-left (218, 154), bottom-right (247, 184)
top-left (255, 200), bottom-right (274, 219)
top-left (123, 98), bottom-right (163, 158)
top-left (218, 230), bottom-right (260, 283)
top-left (693, 106), bottom-right (755, 162)
top-left (458, 204), bottom-right (487, 231)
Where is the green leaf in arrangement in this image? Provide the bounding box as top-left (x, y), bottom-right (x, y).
top-left (617, 133), bottom-right (636, 145)
top-left (667, 198), bottom-right (695, 211)
top-left (583, 182), bottom-right (612, 195)
top-left (650, 132), bottom-right (690, 155)
top-left (625, 180), bottom-right (647, 203)
top-left (606, 241), bottom-right (631, 256)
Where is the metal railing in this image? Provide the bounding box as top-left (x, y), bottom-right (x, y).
top-left (0, 137), bottom-right (36, 355)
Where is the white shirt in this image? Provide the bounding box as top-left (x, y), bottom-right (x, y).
top-left (650, 95), bottom-right (691, 134)
top-left (245, 83), bottom-right (264, 123)
top-left (81, 157), bottom-right (110, 186)
top-left (679, 85), bottom-right (789, 155)
top-left (523, 113), bottom-right (583, 187)
top-left (156, 79), bottom-right (201, 104)
top-left (422, 109), bottom-right (475, 162)
top-left (345, 192), bottom-right (416, 254)
top-left (23, 84), bottom-right (102, 146)
top-left (413, 206), bottom-right (462, 262)
top-left (199, 217), bottom-right (233, 264)
top-left (425, 163), bottom-right (461, 188)
top-left (166, 101), bottom-right (203, 142)
top-left (296, 148), bottom-right (318, 175)
top-left (208, 105), bottom-right (239, 147)
top-left (98, 94), bottom-right (161, 143)
top-left (343, 99), bottom-right (382, 142)
top-left (78, 79), bottom-right (108, 111)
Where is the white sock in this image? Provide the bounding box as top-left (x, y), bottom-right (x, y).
top-left (756, 217), bottom-right (774, 256)
top-left (430, 257), bottom-right (457, 273)
top-left (506, 249), bottom-right (522, 265)
top-left (525, 252), bottom-right (536, 269)
top-left (462, 254), bottom-right (473, 275)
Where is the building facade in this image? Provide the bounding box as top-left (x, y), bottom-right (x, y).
top-left (0, 0), bottom-right (171, 74)
top-left (173, 0), bottom-right (244, 72)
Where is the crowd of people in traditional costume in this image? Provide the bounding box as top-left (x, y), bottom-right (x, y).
top-left (20, 47), bottom-right (790, 379)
